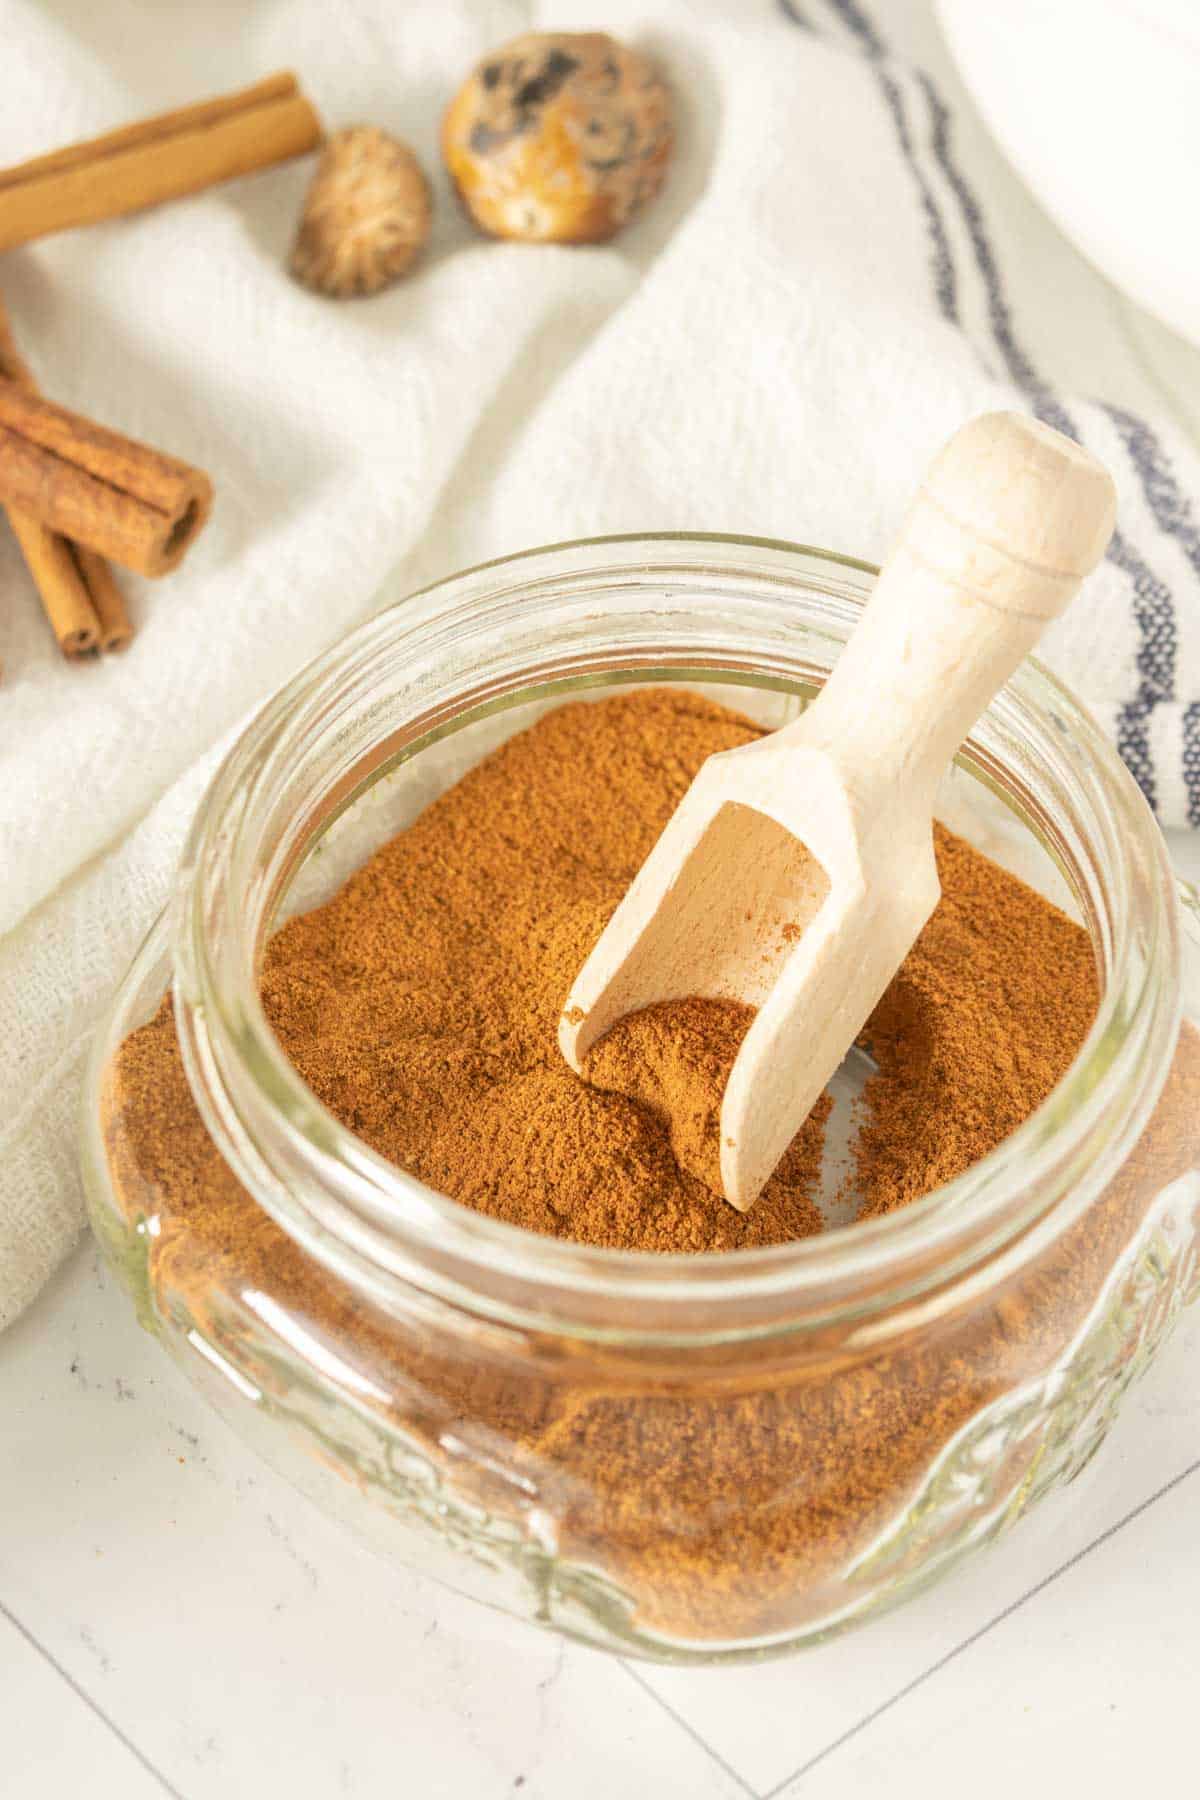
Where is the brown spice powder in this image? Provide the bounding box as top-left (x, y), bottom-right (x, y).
top-left (262, 690), bottom-right (831, 1250)
top-left (102, 689), bottom-right (1200, 1644)
top-left (256, 688), bottom-right (1096, 1234)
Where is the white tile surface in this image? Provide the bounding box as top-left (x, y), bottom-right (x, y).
top-left (636, 1316), bottom-right (1200, 1795)
top-left (780, 1438), bottom-right (1200, 1800)
top-left (0, 1608), bottom-right (166, 1800)
top-left (0, 1246), bottom-right (746, 1800)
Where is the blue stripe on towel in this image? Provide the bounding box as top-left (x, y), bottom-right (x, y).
top-left (877, 69), bottom-right (958, 325)
top-left (1184, 704), bottom-right (1200, 828)
top-left (781, 1), bottom-right (957, 323)
top-left (819, 0), bottom-right (885, 55)
top-left (1105, 404), bottom-right (1200, 823)
top-left (1105, 531), bottom-right (1176, 810)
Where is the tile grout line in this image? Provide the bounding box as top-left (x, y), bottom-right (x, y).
top-left (620, 1660), bottom-right (762, 1798)
top-left (761, 1453), bottom-right (1200, 1797)
top-left (0, 1595), bottom-right (184, 1800)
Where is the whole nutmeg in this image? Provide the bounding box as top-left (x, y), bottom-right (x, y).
top-left (290, 126), bottom-right (432, 299)
top-left (442, 32), bottom-right (673, 244)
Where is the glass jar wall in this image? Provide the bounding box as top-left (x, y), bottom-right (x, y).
top-left (83, 537), bottom-right (1200, 1662)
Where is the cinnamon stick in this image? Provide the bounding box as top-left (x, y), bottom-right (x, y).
top-left (0, 296), bottom-right (122, 657)
top-left (5, 512), bottom-right (99, 657)
top-left (74, 545), bottom-right (133, 652)
top-left (0, 73), bottom-right (323, 251)
top-left (0, 382), bottom-right (212, 577)
top-left (0, 297), bottom-right (34, 387)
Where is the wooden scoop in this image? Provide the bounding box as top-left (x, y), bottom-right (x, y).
top-left (559, 412), bottom-right (1118, 1210)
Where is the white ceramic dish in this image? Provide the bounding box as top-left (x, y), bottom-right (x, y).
top-left (937, 0), bottom-right (1200, 349)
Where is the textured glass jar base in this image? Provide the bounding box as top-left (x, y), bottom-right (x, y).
top-left (87, 1030), bottom-right (1200, 1665)
top-left (82, 540), bottom-right (1200, 1663)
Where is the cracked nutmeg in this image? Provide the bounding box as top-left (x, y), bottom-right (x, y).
top-left (289, 126), bottom-right (432, 298)
top-left (442, 32), bottom-right (673, 244)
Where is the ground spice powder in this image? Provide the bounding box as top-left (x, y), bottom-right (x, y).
top-left (257, 687), bottom-right (1097, 1234)
top-left (103, 689), bottom-right (1200, 1645)
top-left (262, 689), bottom-right (831, 1250)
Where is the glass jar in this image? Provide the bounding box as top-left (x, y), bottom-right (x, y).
top-left (82, 534), bottom-right (1200, 1663)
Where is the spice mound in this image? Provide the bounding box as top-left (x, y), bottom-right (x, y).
top-left (257, 688), bottom-right (1096, 1237)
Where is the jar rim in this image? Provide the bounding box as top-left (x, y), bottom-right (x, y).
top-left (171, 532), bottom-right (1183, 1340)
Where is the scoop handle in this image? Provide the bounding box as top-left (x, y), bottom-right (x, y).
top-left (793, 411), bottom-right (1117, 788)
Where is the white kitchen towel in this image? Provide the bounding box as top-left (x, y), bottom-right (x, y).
top-left (3, 0), bottom-right (1200, 1329)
